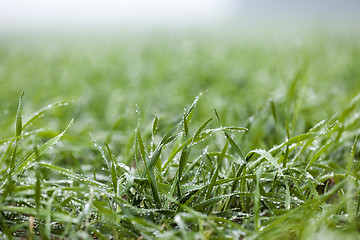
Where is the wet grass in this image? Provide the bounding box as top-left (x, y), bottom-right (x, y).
top-left (0, 32), bottom-right (360, 239)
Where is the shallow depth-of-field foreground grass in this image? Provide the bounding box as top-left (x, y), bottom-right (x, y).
top-left (1, 32), bottom-right (360, 239)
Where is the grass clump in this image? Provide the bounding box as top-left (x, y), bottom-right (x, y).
top-left (1, 91), bottom-right (360, 239)
top-left (0, 33), bottom-right (360, 239)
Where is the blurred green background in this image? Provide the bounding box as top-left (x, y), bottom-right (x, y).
top-left (1, 31), bottom-right (360, 154)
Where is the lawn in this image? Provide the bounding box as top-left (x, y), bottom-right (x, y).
top-left (0, 31), bottom-right (360, 239)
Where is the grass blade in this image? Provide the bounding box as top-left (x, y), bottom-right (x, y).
top-left (15, 91), bottom-right (25, 137)
top-left (90, 132), bottom-right (110, 170)
top-left (254, 166), bottom-right (263, 232)
top-left (205, 141), bottom-right (228, 200)
top-left (38, 162), bottom-right (108, 189)
top-left (23, 100), bottom-right (73, 130)
top-left (305, 140), bottom-right (334, 171)
top-left (35, 164), bottom-right (41, 212)
top-left (15, 118), bottom-right (74, 174)
top-left (346, 136), bottom-right (358, 177)
top-left (137, 129), bottom-right (161, 207)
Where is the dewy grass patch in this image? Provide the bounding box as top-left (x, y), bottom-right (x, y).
top-left (0, 34), bottom-right (360, 239)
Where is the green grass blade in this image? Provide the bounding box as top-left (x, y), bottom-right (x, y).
top-left (105, 142), bottom-right (130, 174)
top-left (35, 164), bottom-right (41, 212)
top-left (205, 141), bottom-right (228, 200)
top-left (151, 112), bottom-right (159, 152)
top-left (160, 124), bottom-right (180, 146)
top-left (137, 129), bottom-right (161, 207)
top-left (194, 192), bottom-right (252, 211)
top-left (282, 132), bottom-right (318, 147)
top-left (38, 162), bottom-right (108, 189)
top-left (192, 118), bottom-right (213, 141)
top-left (90, 132), bottom-right (110, 170)
top-left (0, 205), bottom-right (76, 223)
top-left (224, 131), bottom-right (246, 162)
top-left (15, 118), bottom-right (74, 174)
top-left (0, 129), bottom-right (43, 146)
top-left (305, 140), bottom-right (334, 171)
top-left (111, 161), bottom-right (118, 195)
top-left (178, 142), bottom-right (188, 182)
top-left (346, 136), bottom-right (358, 177)
top-left (23, 100), bottom-right (73, 130)
top-left (15, 91), bottom-right (25, 137)
top-left (254, 166), bottom-right (263, 232)
top-left (184, 94), bottom-right (201, 119)
top-left (162, 118), bottom-right (213, 172)
top-left (247, 149), bottom-right (282, 173)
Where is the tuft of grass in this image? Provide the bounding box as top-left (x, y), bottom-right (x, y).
top-left (1, 91), bottom-right (360, 239)
top-left (0, 33), bottom-right (360, 239)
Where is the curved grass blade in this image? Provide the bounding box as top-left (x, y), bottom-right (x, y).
top-left (15, 119), bottom-right (74, 174)
top-left (0, 206), bottom-right (76, 223)
top-left (162, 118), bottom-right (213, 172)
top-left (247, 149), bottom-right (282, 174)
top-left (23, 100), bottom-right (73, 130)
top-left (105, 143), bottom-right (130, 174)
top-left (193, 192), bottom-right (253, 211)
top-left (247, 149), bottom-right (291, 209)
top-left (0, 129), bottom-right (44, 145)
top-left (38, 162), bottom-right (109, 189)
top-left (214, 109), bottom-right (248, 164)
top-left (281, 132), bottom-right (318, 147)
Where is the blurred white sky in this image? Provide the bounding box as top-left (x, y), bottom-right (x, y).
top-left (0, 0), bottom-right (359, 33)
top-left (0, 0), bottom-right (237, 32)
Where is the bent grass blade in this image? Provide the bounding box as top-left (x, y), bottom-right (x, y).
top-left (15, 119), bottom-right (74, 175)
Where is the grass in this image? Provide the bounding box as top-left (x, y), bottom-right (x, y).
top-left (0, 31), bottom-right (360, 239)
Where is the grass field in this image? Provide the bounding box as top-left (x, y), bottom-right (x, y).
top-left (0, 31), bottom-right (360, 239)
